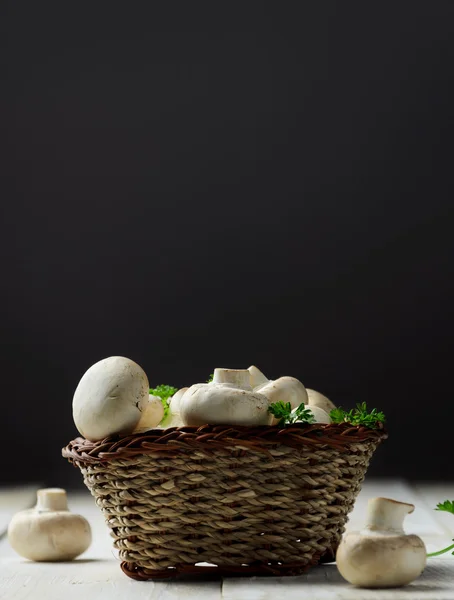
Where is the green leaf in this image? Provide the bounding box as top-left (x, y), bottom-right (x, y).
top-left (427, 501), bottom-right (454, 558)
top-left (329, 407), bottom-right (347, 424)
top-left (329, 402), bottom-right (385, 429)
top-left (435, 500), bottom-right (454, 515)
top-left (268, 401), bottom-right (293, 427)
top-left (268, 401), bottom-right (315, 427)
top-left (292, 403), bottom-right (316, 425)
top-left (149, 384), bottom-right (178, 402)
top-left (149, 384), bottom-right (178, 421)
top-left (160, 397), bottom-right (170, 420)
top-left (207, 373), bottom-right (214, 383)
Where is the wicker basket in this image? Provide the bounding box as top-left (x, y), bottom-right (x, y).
top-left (62, 422), bottom-right (386, 580)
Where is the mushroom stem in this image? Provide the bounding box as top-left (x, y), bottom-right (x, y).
top-left (366, 498), bottom-right (414, 534)
top-left (248, 365), bottom-right (269, 388)
top-left (213, 368), bottom-right (251, 389)
top-left (36, 489), bottom-right (69, 512)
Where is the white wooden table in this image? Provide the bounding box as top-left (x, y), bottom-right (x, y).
top-left (1, 480), bottom-right (453, 599)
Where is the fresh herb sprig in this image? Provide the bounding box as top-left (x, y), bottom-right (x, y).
top-left (149, 384), bottom-right (178, 420)
top-left (149, 384), bottom-right (178, 401)
top-left (268, 401), bottom-right (315, 427)
top-left (207, 373), bottom-right (214, 383)
top-left (436, 501), bottom-right (454, 514)
top-left (427, 501), bottom-right (454, 558)
top-left (329, 402), bottom-right (385, 429)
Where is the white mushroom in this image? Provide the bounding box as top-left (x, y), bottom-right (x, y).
top-left (133, 395), bottom-right (165, 433)
top-left (307, 388), bottom-right (336, 414)
top-left (169, 387), bottom-right (189, 413)
top-left (257, 375), bottom-right (308, 408)
top-left (249, 368), bottom-right (328, 425)
top-left (296, 404), bottom-right (331, 424)
top-left (250, 374), bottom-right (308, 425)
top-left (73, 356), bottom-right (149, 441)
top-left (179, 368), bottom-right (270, 426)
top-left (8, 488), bottom-right (92, 562)
top-left (249, 366), bottom-right (307, 408)
top-left (336, 497), bottom-right (426, 588)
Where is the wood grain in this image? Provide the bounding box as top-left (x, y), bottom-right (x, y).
top-left (1, 481), bottom-right (453, 599)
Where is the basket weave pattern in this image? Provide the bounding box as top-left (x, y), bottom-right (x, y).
top-left (63, 423), bottom-right (386, 579)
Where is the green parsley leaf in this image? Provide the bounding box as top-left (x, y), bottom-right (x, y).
top-left (427, 501), bottom-right (454, 557)
top-left (149, 384), bottom-right (178, 402)
top-left (436, 500), bottom-right (454, 515)
top-left (149, 384), bottom-right (178, 421)
top-left (292, 403), bottom-right (316, 424)
top-left (329, 407), bottom-right (347, 424)
top-left (268, 401), bottom-right (293, 427)
top-left (268, 401), bottom-right (315, 427)
top-left (329, 402), bottom-right (385, 429)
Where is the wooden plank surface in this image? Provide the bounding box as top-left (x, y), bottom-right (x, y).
top-left (222, 561), bottom-right (454, 600)
top-left (412, 483), bottom-right (454, 555)
top-left (0, 558), bottom-right (222, 600)
top-left (0, 488), bottom-right (222, 600)
top-left (0, 481), bottom-right (453, 599)
top-left (223, 479), bottom-right (454, 600)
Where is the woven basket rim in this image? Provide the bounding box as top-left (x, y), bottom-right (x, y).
top-left (62, 422), bottom-right (387, 465)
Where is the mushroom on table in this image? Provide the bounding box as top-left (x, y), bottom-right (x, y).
top-left (8, 488), bottom-right (92, 562)
top-left (336, 497), bottom-right (427, 588)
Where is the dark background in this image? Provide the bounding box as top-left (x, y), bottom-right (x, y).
top-left (1, 2), bottom-right (453, 487)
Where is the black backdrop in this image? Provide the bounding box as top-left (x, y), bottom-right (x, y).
top-left (2, 2), bottom-right (453, 487)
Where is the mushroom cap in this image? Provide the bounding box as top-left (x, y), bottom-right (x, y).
top-left (169, 387), bottom-right (189, 412)
top-left (257, 375), bottom-right (308, 412)
top-left (336, 530), bottom-right (426, 588)
top-left (307, 389), bottom-right (336, 413)
top-left (258, 376), bottom-right (308, 425)
top-left (72, 356), bottom-right (149, 441)
top-left (304, 405), bottom-right (331, 424)
top-left (133, 395), bottom-right (165, 433)
top-left (179, 383), bottom-right (270, 427)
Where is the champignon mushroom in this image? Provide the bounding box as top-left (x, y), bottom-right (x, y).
top-left (179, 368), bottom-right (270, 426)
top-left (169, 387), bottom-right (188, 413)
top-left (298, 404), bottom-right (331, 424)
top-left (72, 356), bottom-right (149, 441)
top-left (249, 366), bottom-right (309, 411)
top-left (307, 388), bottom-right (336, 414)
top-left (133, 394), bottom-right (165, 433)
top-left (257, 375), bottom-right (308, 409)
top-left (336, 497), bottom-right (426, 588)
top-left (250, 375), bottom-right (307, 425)
top-left (8, 488), bottom-right (92, 561)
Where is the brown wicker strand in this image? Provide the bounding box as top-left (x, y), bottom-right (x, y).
top-left (62, 423), bottom-right (386, 580)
